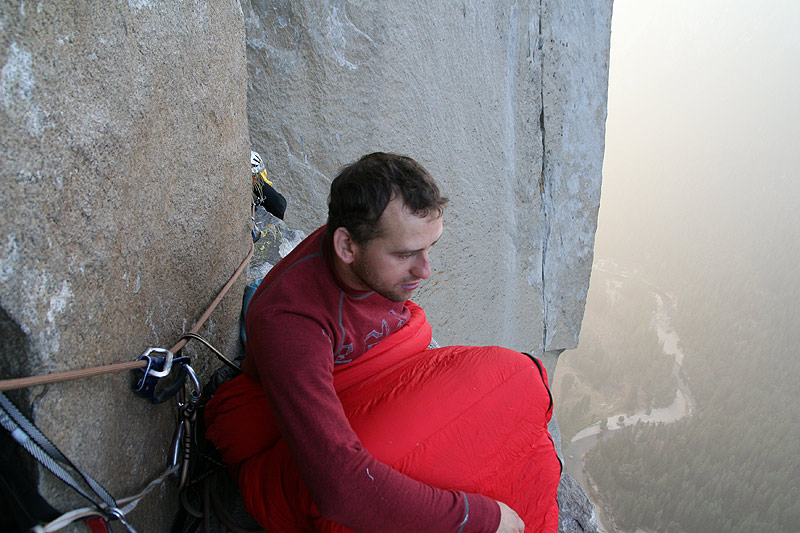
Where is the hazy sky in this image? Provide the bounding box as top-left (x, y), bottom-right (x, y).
top-left (599, 0), bottom-right (800, 268)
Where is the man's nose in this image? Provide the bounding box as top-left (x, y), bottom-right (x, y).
top-left (411, 251), bottom-right (431, 280)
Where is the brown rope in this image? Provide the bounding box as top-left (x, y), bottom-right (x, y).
top-left (0, 240), bottom-right (254, 392)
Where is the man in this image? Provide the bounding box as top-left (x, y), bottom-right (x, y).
top-left (206, 153), bottom-right (555, 532)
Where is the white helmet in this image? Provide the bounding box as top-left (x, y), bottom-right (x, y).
top-left (250, 150), bottom-right (272, 186)
top-left (250, 151), bottom-right (265, 176)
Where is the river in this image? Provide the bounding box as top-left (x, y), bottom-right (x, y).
top-left (564, 264), bottom-right (696, 531)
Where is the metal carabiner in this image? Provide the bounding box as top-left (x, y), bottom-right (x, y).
top-left (183, 364), bottom-right (201, 409)
top-left (107, 507), bottom-right (138, 533)
top-left (175, 388), bottom-right (194, 490)
top-left (138, 347), bottom-right (174, 378)
top-left (170, 417), bottom-right (185, 468)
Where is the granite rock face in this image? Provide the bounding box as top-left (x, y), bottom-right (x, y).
top-left (241, 3), bottom-right (611, 527)
top-left (0, 1), bottom-right (250, 529)
top-left (1, 0), bottom-right (610, 530)
top-left (250, 206), bottom-right (307, 281)
top-left (243, 0), bottom-right (612, 354)
top-left (558, 473), bottom-right (604, 533)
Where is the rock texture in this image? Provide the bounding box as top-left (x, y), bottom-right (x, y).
top-left (243, 0), bottom-right (611, 354)
top-left (1, 0), bottom-right (611, 530)
top-left (0, 1), bottom-right (250, 529)
top-left (558, 473), bottom-right (603, 533)
top-left (250, 205), bottom-right (307, 282)
top-left (241, 2), bottom-right (612, 527)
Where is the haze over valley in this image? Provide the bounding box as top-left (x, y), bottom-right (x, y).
top-left (553, 1), bottom-right (800, 531)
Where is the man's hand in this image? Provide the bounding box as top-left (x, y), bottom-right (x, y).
top-left (495, 501), bottom-right (525, 532)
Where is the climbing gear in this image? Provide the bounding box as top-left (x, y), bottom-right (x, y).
top-left (4, 334), bottom-right (237, 533)
top-left (31, 464), bottom-right (179, 533)
top-left (128, 335), bottom-right (237, 494)
top-left (132, 352), bottom-right (193, 404)
top-left (250, 150), bottom-right (287, 227)
top-left (172, 365), bottom-right (202, 490)
top-left (180, 333), bottom-right (242, 375)
top-left (0, 359), bottom-right (150, 393)
top-left (0, 241), bottom-right (254, 532)
top-left (130, 332), bottom-right (260, 532)
top-left (0, 240), bottom-right (254, 393)
top-left (0, 392), bottom-right (137, 532)
top-left (250, 204), bottom-right (265, 243)
top-left (0, 152), bottom-right (269, 528)
top-left (169, 392), bottom-right (263, 531)
top-left (250, 151), bottom-right (272, 187)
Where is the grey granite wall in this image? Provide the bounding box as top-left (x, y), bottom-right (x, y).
top-left (243, 3), bottom-right (612, 528)
top-left (243, 0), bottom-right (612, 355)
top-left (1, 0), bottom-right (611, 530)
top-left (0, 1), bottom-right (250, 529)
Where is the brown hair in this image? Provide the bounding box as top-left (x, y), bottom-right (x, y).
top-left (326, 152), bottom-right (448, 244)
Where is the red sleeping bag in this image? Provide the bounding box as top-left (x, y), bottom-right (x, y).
top-left (205, 303), bottom-right (561, 532)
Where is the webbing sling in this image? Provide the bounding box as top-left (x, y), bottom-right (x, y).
top-left (0, 393), bottom-right (134, 532)
top-left (0, 429), bottom-right (60, 530)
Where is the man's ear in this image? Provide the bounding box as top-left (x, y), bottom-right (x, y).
top-left (332, 227), bottom-right (358, 264)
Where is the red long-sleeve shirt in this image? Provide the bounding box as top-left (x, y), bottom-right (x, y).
top-left (241, 226), bottom-right (500, 532)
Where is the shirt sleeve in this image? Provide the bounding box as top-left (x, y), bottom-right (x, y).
top-left (247, 310), bottom-right (501, 532)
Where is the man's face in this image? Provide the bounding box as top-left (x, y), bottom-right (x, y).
top-left (349, 197), bottom-right (444, 302)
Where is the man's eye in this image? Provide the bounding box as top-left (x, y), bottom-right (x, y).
top-left (398, 253), bottom-right (414, 259)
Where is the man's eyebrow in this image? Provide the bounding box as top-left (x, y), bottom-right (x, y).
top-left (393, 234), bottom-right (443, 254)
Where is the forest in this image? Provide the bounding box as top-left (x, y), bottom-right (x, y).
top-left (571, 177), bottom-right (800, 532)
top-left (570, 2), bottom-right (800, 529)
top-left (554, 268), bottom-right (676, 445)
top-left (585, 263), bottom-right (800, 532)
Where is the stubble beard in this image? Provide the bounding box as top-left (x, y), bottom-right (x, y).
top-left (351, 256), bottom-right (415, 303)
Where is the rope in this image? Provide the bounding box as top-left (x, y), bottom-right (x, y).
top-left (0, 241), bottom-right (254, 392)
top-left (1, 389), bottom-right (185, 532)
top-left (180, 333), bottom-right (242, 374)
top-left (31, 465), bottom-right (180, 533)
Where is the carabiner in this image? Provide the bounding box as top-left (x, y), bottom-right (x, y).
top-left (138, 347), bottom-right (174, 378)
top-left (186, 365), bottom-right (201, 400)
top-left (132, 354), bottom-right (191, 404)
top-left (170, 419), bottom-right (185, 467)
